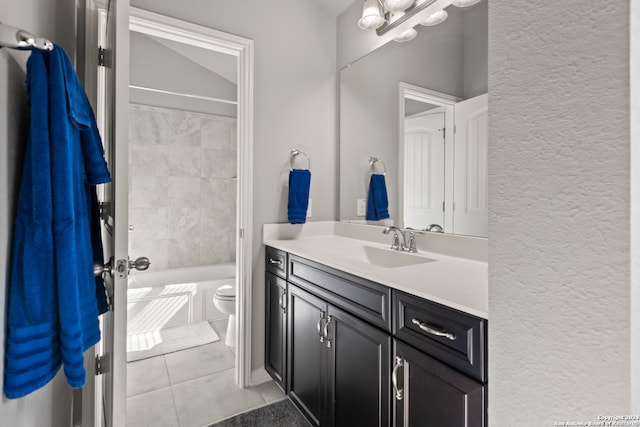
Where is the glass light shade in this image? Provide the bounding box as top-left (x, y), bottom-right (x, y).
top-left (383, 0), bottom-right (415, 12)
top-left (358, 0), bottom-right (385, 30)
top-left (393, 28), bottom-right (417, 42)
top-left (419, 9), bottom-right (448, 26)
top-left (452, 0), bottom-right (482, 7)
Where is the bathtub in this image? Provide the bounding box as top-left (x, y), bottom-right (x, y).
top-left (127, 264), bottom-right (236, 335)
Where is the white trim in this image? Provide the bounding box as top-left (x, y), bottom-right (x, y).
top-left (128, 7), bottom-right (254, 388)
top-left (398, 82), bottom-right (461, 232)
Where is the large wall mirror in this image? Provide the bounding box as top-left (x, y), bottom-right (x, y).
top-left (339, 0), bottom-right (488, 237)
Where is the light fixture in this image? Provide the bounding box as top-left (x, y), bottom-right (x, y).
top-left (452, 0), bottom-right (482, 7)
top-left (393, 28), bottom-right (417, 42)
top-left (419, 9), bottom-right (448, 26)
top-left (358, 0), bottom-right (385, 30)
top-left (383, 0), bottom-right (415, 12)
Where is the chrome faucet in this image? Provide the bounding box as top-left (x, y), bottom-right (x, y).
top-left (382, 226), bottom-right (406, 251)
top-left (383, 226), bottom-right (423, 253)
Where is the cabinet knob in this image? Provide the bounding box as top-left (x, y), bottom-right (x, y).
top-left (268, 258), bottom-right (282, 265)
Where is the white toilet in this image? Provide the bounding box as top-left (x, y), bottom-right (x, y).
top-left (213, 283), bottom-right (236, 347)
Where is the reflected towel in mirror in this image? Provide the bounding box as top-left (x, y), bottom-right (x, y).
top-left (367, 173), bottom-right (390, 221)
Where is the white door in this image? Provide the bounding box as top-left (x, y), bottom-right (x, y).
top-left (453, 93), bottom-right (488, 237)
top-left (403, 112), bottom-right (445, 230)
top-left (98, 0), bottom-right (130, 425)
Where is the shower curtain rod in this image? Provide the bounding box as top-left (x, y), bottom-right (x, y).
top-left (129, 84), bottom-right (238, 105)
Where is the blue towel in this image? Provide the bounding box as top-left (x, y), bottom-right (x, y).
top-left (4, 45), bottom-right (111, 399)
top-left (288, 169), bottom-right (311, 224)
top-left (366, 174), bottom-right (390, 221)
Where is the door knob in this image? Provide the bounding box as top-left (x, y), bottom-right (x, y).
top-left (129, 257), bottom-right (150, 272)
top-left (94, 258), bottom-right (113, 277)
top-left (94, 256), bottom-right (150, 278)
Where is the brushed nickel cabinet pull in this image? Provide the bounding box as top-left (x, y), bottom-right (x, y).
top-left (411, 318), bottom-right (456, 340)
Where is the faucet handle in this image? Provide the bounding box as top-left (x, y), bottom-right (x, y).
top-left (391, 233), bottom-right (401, 250)
top-left (407, 233), bottom-right (418, 253)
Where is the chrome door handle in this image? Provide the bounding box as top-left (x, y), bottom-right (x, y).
top-left (317, 311), bottom-right (326, 342)
top-left (94, 258), bottom-right (113, 277)
top-left (411, 318), bottom-right (456, 340)
top-left (268, 258), bottom-right (282, 265)
top-left (392, 356), bottom-right (404, 400)
top-left (323, 315), bottom-right (333, 348)
top-left (129, 256), bottom-right (150, 272)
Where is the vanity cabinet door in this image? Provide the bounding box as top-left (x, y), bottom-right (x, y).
top-left (326, 306), bottom-right (391, 427)
top-left (265, 272), bottom-right (287, 390)
top-left (393, 340), bottom-right (485, 427)
top-left (287, 284), bottom-right (329, 427)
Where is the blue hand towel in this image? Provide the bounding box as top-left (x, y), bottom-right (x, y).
top-left (366, 174), bottom-right (390, 221)
top-left (288, 169), bottom-right (311, 224)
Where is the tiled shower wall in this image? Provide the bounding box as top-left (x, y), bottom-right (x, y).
top-left (128, 104), bottom-right (237, 271)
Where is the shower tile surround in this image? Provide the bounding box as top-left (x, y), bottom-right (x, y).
top-left (128, 104), bottom-right (237, 270)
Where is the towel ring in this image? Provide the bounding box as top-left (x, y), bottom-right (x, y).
top-left (290, 149), bottom-right (311, 170)
top-left (368, 157), bottom-right (386, 175)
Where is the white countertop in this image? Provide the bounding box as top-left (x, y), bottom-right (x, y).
top-left (263, 223), bottom-right (488, 319)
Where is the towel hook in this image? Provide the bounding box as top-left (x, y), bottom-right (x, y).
top-left (0, 23), bottom-right (54, 51)
top-left (290, 149), bottom-right (310, 171)
top-left (368, 157), bottom-right (386, 175)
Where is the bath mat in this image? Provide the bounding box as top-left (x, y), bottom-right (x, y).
top-left (127, 321), bottom-right (220, 362)
top-left (209, 399), bottom-right (310, 427)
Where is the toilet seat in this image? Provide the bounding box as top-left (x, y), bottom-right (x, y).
top-left (214, 284), bottom-right (236, 300)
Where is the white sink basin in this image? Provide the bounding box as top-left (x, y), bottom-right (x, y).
top-left (347, 245), bottom-right (435, 268)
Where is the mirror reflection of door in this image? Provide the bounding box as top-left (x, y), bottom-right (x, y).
top-left (453, 93), bottom-right (488, 237)
top-left (403, 108), bottom-right (445, 230)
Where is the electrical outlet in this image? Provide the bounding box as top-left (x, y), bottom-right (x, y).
top-left (307, 199), bottom-right (312, 218)
top-left (357, 199), bottom-right (366, 217)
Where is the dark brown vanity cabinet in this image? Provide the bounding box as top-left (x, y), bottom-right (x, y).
top-left (264, 247), bottom-right (288, 391)
top-left (286, 275), bottom-right (391, 427)
top-left (264, 247), bottom-right (487, 427)
top-left (265, 271), bottom-right (287, 390)
top-left (392, 291), bottom-right (487, 427)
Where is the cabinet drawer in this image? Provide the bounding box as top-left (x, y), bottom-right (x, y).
top-left (288, 255), bottom-right (392, 332)
top-left (393, 290), bottom-right (486, 382)
top-left (265, 246), bottom-right (287, 279)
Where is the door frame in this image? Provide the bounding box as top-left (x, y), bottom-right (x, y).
top-left (128, 8), bottom-right (254, 387)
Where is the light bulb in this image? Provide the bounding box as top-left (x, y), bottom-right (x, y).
top-left (393, 28), bottom-right (417, 42)
top-left (420, 9), bottom-right (448, 26)
top-left (383, 0), bottom-right (414, 12)
top-left (358, 0), bottom-right (385, 30)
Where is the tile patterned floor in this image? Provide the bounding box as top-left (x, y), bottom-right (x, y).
top-left (126, 319), bottom-right (286, 427)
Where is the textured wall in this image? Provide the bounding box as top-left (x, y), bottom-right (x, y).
top-left (488, 1), bottom-right (631, 424)
top-left (128, 104), bottom-right (237, 271)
